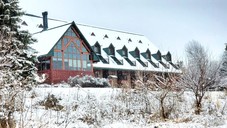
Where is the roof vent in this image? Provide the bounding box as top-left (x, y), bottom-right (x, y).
top-left (38, 24), bottom-right (43, 28)
top-left (91, 32), bottom-right (95, 36)
top-left (21, 21), bottom-right (28, 26)
top-left (104, 34), bottom-right (108, 38)
top-left (42, 11), bottom-right (48, 30)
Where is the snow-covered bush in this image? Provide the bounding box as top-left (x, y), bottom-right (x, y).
top-left (68, 75), bottom-right (110, 88)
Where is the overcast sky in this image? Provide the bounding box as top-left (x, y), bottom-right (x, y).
top-left (19, 0), bottom-right (227, 61)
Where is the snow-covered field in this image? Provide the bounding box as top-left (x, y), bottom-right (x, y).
top-left (14, 84), bottom-right (227, 128)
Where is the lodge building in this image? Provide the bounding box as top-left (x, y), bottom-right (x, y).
top-left (21, 12), bottom-right (180, 87)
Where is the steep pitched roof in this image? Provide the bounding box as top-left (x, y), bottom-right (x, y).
top-left (20, 15), bottom-right (180, 73)
top-left (76, 24), bottom-right (180, 72)
top-left (20, 15), bottom-right (71, 56)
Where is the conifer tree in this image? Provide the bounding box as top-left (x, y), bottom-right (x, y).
top-left (220, 45), bottom-right (227, 78)
top-left (0, 0), bottom-right (40, 126)
top-left (0, 0), bottom-right (39, 88)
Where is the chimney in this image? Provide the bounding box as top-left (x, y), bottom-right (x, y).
top-left (42, 11), bottom-right (48, 30)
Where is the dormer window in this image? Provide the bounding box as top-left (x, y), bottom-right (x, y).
top-left (162, 52), bottom-right (172, 62)
top-left (91, 32), bottom-right (95, 36)
top-left (135, 48), bottom-right (140, 59)
top-left (157, 51), bottom-right (162, 61)
top-left (145, 49), bottom-right (151, 60)
top-left (122, 50), bottom-right (126, 56)
top-left (109, 44), bottom-right (115, 56)
top-left (104, 34), bottom-right (108, 38)
top-left (128, 38), bottom-right (132, 42)
top-left (117, 36), bottom-right (121, 40)
top-left (103, 43), bottom-right (115, 56)
top-left (122, 46), bottom-right (128, 57)
top-left (93, 42), bottom-right (101, 54)
top-left (94, 47), bottom-right (99, 53)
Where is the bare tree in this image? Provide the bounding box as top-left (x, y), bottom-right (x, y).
top-left (181, 41), bottom-right (220, 114)
top-left (152, 72), bottom-right (182, 119)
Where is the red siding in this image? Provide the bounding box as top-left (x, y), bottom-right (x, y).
top-left (39, 70), bottom-right (93, 84)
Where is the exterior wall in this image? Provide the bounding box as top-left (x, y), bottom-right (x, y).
top-left (51, 70), bottom-right (93, 84)
top-left (94, 69), bottom-right (103, 78)
top-left (38, 70), bottom-right (52, 84)
top-left (39, 69), bottom-right (93, 84)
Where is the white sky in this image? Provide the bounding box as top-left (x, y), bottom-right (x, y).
top-left (19, 0), bottom-right (227, 61)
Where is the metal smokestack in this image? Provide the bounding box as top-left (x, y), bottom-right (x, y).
top-left (42, 11), bottom-right (48, 30)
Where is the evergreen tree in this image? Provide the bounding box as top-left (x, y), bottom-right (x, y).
top-left (0, 0), bottom-right (40, 126)
top-left (0, 0), bottom-right (38, 88)
top-left (220, 46), bottom-right (227, 78)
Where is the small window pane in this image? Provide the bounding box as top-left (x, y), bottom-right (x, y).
top-left (83, 60), bottom-right (87, 69)
top-left (76, 40), bottom-right (80, 47)
top-left (71, 31), bottom-right (76, 37)
top-left (58, 52), bottom-right (62, 58)
top-left (78, 60), bottom-right (81, 67)
top-left (69, 59), bottom-right (73, 67)
top-left (69, 53), bottom-right (73, 58)
top-left (73, 60), bottom-right (77, 67)
top-left (53, 57), bottom-right (62, 69)
top-left (82, 47), bottom-right (87, 52)
top-left (64, 38), bottom-right (67, 45)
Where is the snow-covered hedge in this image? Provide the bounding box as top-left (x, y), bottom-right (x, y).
top-left (68, 75), bottom-right (110, 88)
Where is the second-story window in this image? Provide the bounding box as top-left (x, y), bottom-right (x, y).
top-left (109, 46), bottom-right (114, 56)
top-left (135, 48), bottom-right (140, 59)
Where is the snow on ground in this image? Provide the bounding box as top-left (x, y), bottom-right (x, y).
top-left (13, 84), bottom-right (227, 128)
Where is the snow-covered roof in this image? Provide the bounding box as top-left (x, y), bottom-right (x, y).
top-left (20, 15), bottom-right (70, 56)
top-left (20, 14), bottom-right (180, 73)
top-left (76, 24), bottom-right (180, 73)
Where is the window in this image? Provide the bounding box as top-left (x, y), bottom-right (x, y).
top-left (109, 44), bottom-right (115, 56)
top-left (53, 57), bottom-right (62, 69)
top-left (135, 48), bottom-right (140, 58)
top-left (60, 38), bottom-right (92, 71)
top-left (65, 28), bottom-right (77, 37)
top-left (122, 50), bottom-right (126, 56)
top-left (38, 60), bottom-right (50, 71)
top-left (109, 48), bottom-right (114, 55)
top-left (94, 46), bottom-right (99, 53)
top-left (93, 42), bottom-right (101, 54)
top-left (54, 40), bottom-right (62, 50)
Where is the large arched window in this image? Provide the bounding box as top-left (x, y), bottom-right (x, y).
top-left (52, 27), bottom-right (92, 71)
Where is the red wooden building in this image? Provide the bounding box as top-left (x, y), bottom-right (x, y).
top-left (21, 12), bottom-right (180, 85)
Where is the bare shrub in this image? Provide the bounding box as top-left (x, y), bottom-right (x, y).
top-left (39, 93), bottom-right (64, 111)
